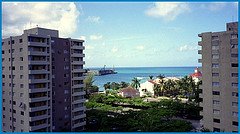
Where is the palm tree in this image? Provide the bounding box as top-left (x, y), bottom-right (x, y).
top-left (103, 82), bottom-right (111, 90)
top-left (120, 81), bottom-right (129, 88)
top-left (153, 84), bottom-right (161, 97)
top-left (157, 75), bottom-right (165, 96)
top-left (131, 77), bottom-right (141, 91)
top-left (149, 75), bottom-right (154, 80)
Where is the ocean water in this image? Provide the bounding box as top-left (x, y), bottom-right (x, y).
top-left (88, 67), bottom-right (197, 91)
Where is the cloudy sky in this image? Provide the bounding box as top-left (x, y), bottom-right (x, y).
top-left (2, 2), bottom-right (238, 67)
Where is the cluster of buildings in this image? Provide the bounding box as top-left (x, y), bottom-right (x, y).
top-left (1, 21), bottom-right (238, 132)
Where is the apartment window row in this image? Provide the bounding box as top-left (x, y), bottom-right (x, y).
top-left (232, 73), bottom-right (238, 77)
top-left (213, 100), bottom-right (220, 105)
top-left (212, 63), bottom-right (219, 68)
top-left (231, 34), bottom-right (238, 39)
top-left (233, 121), bottom-right (238, 126)
top-left (232, 83), bottom-right (238, 87)
top-left (212, 82), bottom-right (219, 86)
top-left (212, 91), bottom-right (220, 95)
top-left (231, 53), bottom-right (238, 58)
top-left (231, 44), bottom-right (238, 49)
top-left (213, 118), bottom-right (220, 123)
top-left (232, 92), bottom-right (238, 97)
top-left (232, 112), bottom-right (238, 117)
top-left (232, 63), bottom-right (238, 67)
top-left (213, 109), bottom-right (220, 114)
top-left (232, 102), bottom-right (238, 107)
top-left (212, 73), bottom-right (219, 77)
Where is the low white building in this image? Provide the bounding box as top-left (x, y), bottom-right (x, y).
top-left (139, 80), bottom-right (157, 97)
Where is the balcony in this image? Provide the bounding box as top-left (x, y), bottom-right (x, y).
top-left (72, 114), bottom-right (86, 120)
top-left (198, 59), bottom-right (202, 63)
top-left (28, 42), bottom-right (48, 47)
top-left (71, 45), bottom-right (85, 50)
top-left (29, 96), bottom-right (49, 103)
top-left (29, 114), bottom-right (49, 122)
top-left (72, 84), bottom-right (84, 88)
top-left (198, 50), bottom-right (202, 54)
top-left (73, 91), bottom-right (85, 96)
top-left (29, 60), bottom-right (49, 65)
top-left (72, 99), bottom-right (86, 104)
top-left (71, 61), bottom-right (85, 65)
top-left (71, 53), bottom-right (85, 57)
top-left (72, 121), bottom-right (86, 129)
top-left (72, 69), bottom-right (85, 73)
top-left (72, 106), bottom-right (86, 112)
top-left (29, 105), bottom-right (49, 112)
top-left (29, 78), bottom-right (49, 83)
top-left (29, 87), bottom-right (49, 93)
top-left (29, 70), bottom-right (50, 74)
top-left (72, 76), bottom-right (85, 81)
top-left (28, 51), bottom-right (49, 56)
top-left (30, 123), bottom-right (49, 131)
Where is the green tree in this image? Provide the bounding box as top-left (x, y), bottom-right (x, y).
top-left (149, 75), bottom-right (154, 80)
top-left (84, 74), bottom-right (99, 98)
top-left (131, 77), bottom-right (141, 91)
top-left (120, 81), bottom-right (129, 88)
top-left (103, 82), bottom-right (111, 90)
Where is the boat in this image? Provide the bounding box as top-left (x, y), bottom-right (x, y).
top-left (98, 65), bottom-right (117, 75)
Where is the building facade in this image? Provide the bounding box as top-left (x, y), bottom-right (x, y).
top-left (2, 27), bottom-right (86, 132)
top-left (198, 22), bottom-right (238, 132)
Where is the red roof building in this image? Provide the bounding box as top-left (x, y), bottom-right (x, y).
top-left (190, 67), bottom-right (202, 78)
top-left (118, 86), bottom-right (140, 98)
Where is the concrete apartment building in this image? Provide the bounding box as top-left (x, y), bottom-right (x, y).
top-left (198, 22), bottom-right (238, 132)
top-left (2, 27), bottom-right (86, 132)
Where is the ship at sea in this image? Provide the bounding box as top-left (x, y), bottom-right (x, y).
top-left (86, 65), bottom-right (117, 76)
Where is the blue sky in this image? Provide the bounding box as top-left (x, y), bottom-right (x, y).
top-left (2, 2), bottom-right (238, 67)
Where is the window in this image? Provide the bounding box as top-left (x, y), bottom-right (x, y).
top-left (212, 45), bottom-right (219, 50)
top-left (212, 36), bottom-right (219, 40)
top-left (20, 48), bottom-right (23, 52)
top-left (64, 107), bottom-right (68, 110)
top-left (231, 54), bottom-right (238, 58)
top-left (232, 102), bottom-right (238, 107)
top-left (20, 57), bottom-right (23, 61)
top-left (232, 73), bottom-right (238, 77)
top-left (21, 111), bottom-right (24, 115)
top-left (64, 114), bottom-right (69, 119)
top-left (12, 40), bottom-right (15, 44)
top-left (231, 44), bottom-right (238, 49)
top-left (3, 99), bottom-right (5, 102)
top-left (232, 63), bottom-right (238, 67)
top-left (2, 75), bottom-right (5, 78)
top-left (52, 66), bottom-right (55, 70)
top-left (213, 109), bottom-right (220, 114)
top-left (13, 101), bottom-right (16, 105)
top-left (213, 118), bottom-right (220, 123)
top-left (2, 83), bottom-right (5, 86)
top-left (20, 84), bottom-right (24, 88)
top-left (212, 82), bottom-right (219, 86)
top-left (232, 92), bottom-right (238, 97)
top-left (212, 54), bottom-right (219, 59)
top-left (20, 66), bottom-right (23, 70)
top-left (232, 83), bottom-right (238, 87)
top-left (64, 58), bottom-right (69, 62)
top-left (64, 82), bottom-right (69, 85)
top-left (64, 50), bottom-right (69, 54)
top-left (64, 74), bottom-right (69, 78)
top-left (20, 75), bottom-right (23, 79)
top-left (212, 73), bottom-right (219, 77)
top-left (52, 75), bottom-right (55, 79)
top-left (64, 90), bottom-right (69, 94)
top-left (232, 112), bottom-right (238, 117)
top-left (231, 34), bottom-right (238, 39)
top-left (213, 91), bottom-right (220, 95)
top-left (64, 66), bottom-right (69, 70)
top-left (21, 120), bottom-right (24, 124)
top-left (232, 121), bottom-right (238, 126)
top-left (2, 50), bottom-right (4, 54)
top-left (19, 39), bottom-right (23, 43)
top-left (20, 93), bottom-right (23, 97)
top-left (13, 109), bottom-right (16, 113)
top-left (2, 58), bottom-right (4, 62)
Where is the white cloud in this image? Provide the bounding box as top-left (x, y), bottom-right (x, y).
top-left (111, 47), bottom-right (118, 53)
top-left (79, 36), bottom-right (86, 41)
top-left (2, 2), bottom-right (80, 38)
top-left (86, 16), bottom-right (101, 23)
top-left (178, 45), bottom-right (198, 52)
top-left (85, 45), bottom-right (95, 50)
top-left (136, 45), bottom-right (145, 51)
top-left (145, 2), bottom-right (190, 21)
top-left (89, 35), bottom-right (103, 40)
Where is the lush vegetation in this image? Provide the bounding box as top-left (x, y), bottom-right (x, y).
top-left (85, 93), bottom-right (201, 132)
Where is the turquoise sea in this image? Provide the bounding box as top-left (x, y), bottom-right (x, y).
top-left (88, 67), bottom-right (197, 91)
